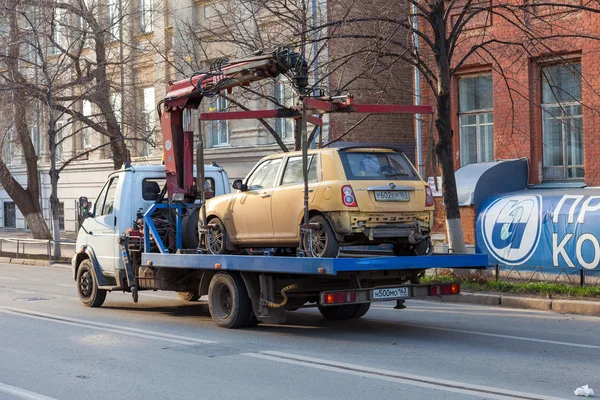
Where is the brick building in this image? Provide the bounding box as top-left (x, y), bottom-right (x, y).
top-left (422, 2), bottom-right (600, 244)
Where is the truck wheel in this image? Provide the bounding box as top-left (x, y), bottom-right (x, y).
top-left (208, 272), bottom-right (252, 328)
top-left (303, 215), bottom-right (339, 258)
top-left (207, 218), bottom-right (231, 255)
top-left (76, 260), bottom-right (106, 308)
top-left (318, 305), bottom-right (356, 320)
top-left (178, 291), bottom-right (200, 302)
top-left (350, 303), bottom-right (371, 318)
top-left (245, 312), bottom-right (260, 328)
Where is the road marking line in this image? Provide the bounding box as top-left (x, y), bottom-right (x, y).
top-left (370, 306), bottom-right (572, 320)
top-left (0, 381), bottom-right (58, 400)
top-left (0, 306), bottom-right (217, 345)
top-left (243, 351), bottom-right (565, 400)
top-left (56, 283), bottom-right (74, 288)
top-left (0, 276), bottom-right (19, 280)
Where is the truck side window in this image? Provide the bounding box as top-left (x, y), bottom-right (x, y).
top-left (142, 178), bottom-right (165, 201)
top-left (93, 181), bottom-right (110, 217)
top-left (99, 177), bottom-right (119, 216)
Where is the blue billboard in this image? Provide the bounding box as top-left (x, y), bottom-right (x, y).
top-left (476, 192), bottom-right (600, 271)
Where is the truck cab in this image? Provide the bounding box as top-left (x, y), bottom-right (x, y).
top-left (73, 164), bottom-right (230, 286)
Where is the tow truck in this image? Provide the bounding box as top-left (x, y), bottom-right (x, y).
top-left (73, 46), bottom-right (487, 328)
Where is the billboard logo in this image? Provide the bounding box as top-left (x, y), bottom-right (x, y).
top-left (481, 195), bottom-right (542, 265)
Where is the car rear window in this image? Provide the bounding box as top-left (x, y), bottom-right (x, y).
top-left (339, 151), bottom-right (418, 181)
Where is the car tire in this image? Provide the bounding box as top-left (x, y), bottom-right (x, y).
top-left (208, 272), bottom-right (252, 329)
top-left (393, 238), bottom-right (431, 256)
top-left (304, 215), bottom-right (339, 258)
top-left (350, 303), bottom-right (371, 318)
top-left (178, 291), bottom-right (200, 302)
top-left (207, 217), bottom-right (231, 254)
top-left (182, 209), bottom-right (200, 249)
top-left (76, 260), bottom-right (107, 308)
top-left (318, 305), bottom-right (356, 320)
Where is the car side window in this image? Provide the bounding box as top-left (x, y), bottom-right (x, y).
top-left (281, 156), bottom-right (317, 186)
top-left (246, 159), bottom-right (282, 190)
top-left (99, 177), bottom-right (119, 216)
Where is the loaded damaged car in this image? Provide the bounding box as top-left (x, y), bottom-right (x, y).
top-left (203, 147), bottom-right (435, 257)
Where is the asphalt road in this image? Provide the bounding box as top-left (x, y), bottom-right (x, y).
top-left (1, 263), bottom-right (599, 400)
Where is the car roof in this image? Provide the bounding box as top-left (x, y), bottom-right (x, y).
top-left (261, 146), bottom-right (401, 160)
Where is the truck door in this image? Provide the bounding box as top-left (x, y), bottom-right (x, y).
top-left (87, 175), bottom-right (120, 273)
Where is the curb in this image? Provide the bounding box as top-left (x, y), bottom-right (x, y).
top-left (436, 292), bottom-right (600, 317)
top-left (0, 256), bottom-right (70, 269)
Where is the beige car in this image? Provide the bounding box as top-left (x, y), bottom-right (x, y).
top-left (204, 147), bottom-right (434, 257)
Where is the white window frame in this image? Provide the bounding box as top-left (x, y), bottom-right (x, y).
top-left (107, 0), bottom-right (120, 40)
top-left (273, 80), bottom-right (296, 142)
top-left (82, 100), bottom-right (92, 150)
top-left (138, 0), bottom-right (153, 34)
top-left (208, 96), bottom-right (230, 147)
top-left (142, 87), bottom-right (155, 156)
top-left (458, 74), bottom-right (494, 166)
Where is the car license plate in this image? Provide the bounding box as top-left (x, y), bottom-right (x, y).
top-left (374, 190), bottom-right (409, 201)
top-left (372, 287), bottom-right (409, 300)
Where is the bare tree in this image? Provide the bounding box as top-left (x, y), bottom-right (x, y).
top-left (0, 0), bottom-right (157, 253)
top-left (315, 0), bottom-right (600, 253)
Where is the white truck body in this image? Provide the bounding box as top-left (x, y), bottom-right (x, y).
top-left (76, 164), bottom-right (230, 276)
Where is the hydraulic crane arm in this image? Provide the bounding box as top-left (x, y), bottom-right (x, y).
top-left (160, 47), bottom-right (308, 201)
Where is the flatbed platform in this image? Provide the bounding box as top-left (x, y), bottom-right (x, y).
top-left (142, 252), bottom-right (488, 276)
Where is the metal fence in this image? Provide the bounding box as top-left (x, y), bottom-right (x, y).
top-left (0, 237), bottom-right (76, 262)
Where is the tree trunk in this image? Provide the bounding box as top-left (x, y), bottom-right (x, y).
top-left (435, 93), bottom-right (467, 254)
top-left (50, 178), bottom-right (61, 260)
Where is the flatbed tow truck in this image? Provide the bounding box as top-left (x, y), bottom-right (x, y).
top-left (73, 47), bottom-right (487, 328)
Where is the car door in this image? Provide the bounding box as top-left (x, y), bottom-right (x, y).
top-left (270, 155), bottom-right (319, 240)
top-left (230, 158), bottom-right (282, 242)
top-left (85, 175), bottom-right (120, 273)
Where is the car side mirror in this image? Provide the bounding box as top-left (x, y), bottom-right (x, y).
top-left (78, 196), bottom-right (92, 223)
top-left (232, 179), bottom-right (247, 191)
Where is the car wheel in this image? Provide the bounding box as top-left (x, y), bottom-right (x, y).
top-left (303, 215), bottom-right (339, 258)
top-left (76, 259), bottom-right (107, 308)
top-left (207, 217), bottom-right (231, 254)
top-left (393, 238), bottom-right (431, 256)
top-left (182, 208), bottom-right (199, 249)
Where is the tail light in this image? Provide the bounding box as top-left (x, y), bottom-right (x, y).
top-left (341, 185), bottom-right (357, 207)
top-left (430, 283), bottom-right (460, 296)
top-left (322, 290), bottom-right (357, 304)
top-left (425, 185), bottom-right (434, 207)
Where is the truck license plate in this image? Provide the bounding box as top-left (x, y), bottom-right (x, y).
top-left (374, 191), bottom-right (409, 201)
top-left (372, 287), bottom-right (409, 300)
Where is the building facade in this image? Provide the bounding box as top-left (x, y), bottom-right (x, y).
top-left (423, 2), bottom-right (600, 244)
top-left (0, 0), bottom-right (415, 233)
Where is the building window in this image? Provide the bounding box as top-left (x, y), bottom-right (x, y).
top-left (30, 126), bottom-right (39, 156)
top-left (138, 0), bottom-right (153, 33)
top-left (58, 202), bottom-right (65, 231)
top-left (458, 75), bottom-right (494, 166)
top-left (82, 100), bottom-right (92, 150)
top-left (56, 120), bottom-right (65, 159)
top-left (3, 129), bottom-right (14, 165)
top-left (142, 87), bottom-right (155, 156)
top-left (208, 96), bottom-right (230, 147)
top-left (107, 0), bottom-right (120, 40)
top-left (541, 63), bottom-right (583, 180)
top-left (273, 80), bottom-right (295, 141)
top-left (4, 202), bottom-right (15, 228)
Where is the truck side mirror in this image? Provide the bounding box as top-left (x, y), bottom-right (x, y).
top-left (232, 179), bottom-right (247, 191)
top-left (78, 196), bottom-right (91, 223)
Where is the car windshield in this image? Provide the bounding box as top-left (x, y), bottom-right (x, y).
top-left (339, 151), bottom-right (418, 180)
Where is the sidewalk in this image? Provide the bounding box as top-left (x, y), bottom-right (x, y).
top-left (0, 229), bottom-right (76, 261)
top-left (437, 292), bottom-right (600, 317)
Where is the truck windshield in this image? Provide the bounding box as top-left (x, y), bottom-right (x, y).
top-left (339, 151), bottom-right (418, 181)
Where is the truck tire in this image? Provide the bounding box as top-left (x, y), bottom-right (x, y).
top-left (318, 305), bottom-right (356, 320)
top-left (178, 291), bottom-right (200, 302)
top-left (245, 312), bottom-right (260, 328)
top-left (208, 272), bottom-right (252, 328)
top-left (303, 215), bottom-right (339, 258)
top-left (350, 303), bottom-right (371, 318)
top-left (76, 259), bottom-right (107, 308)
